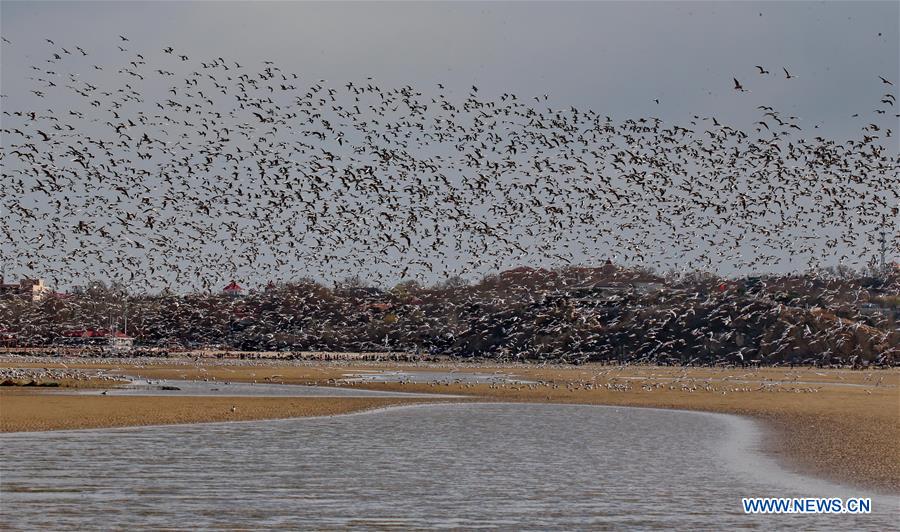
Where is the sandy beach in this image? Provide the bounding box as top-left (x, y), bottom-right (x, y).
top-left (1, 358), bottom-right (898, 492)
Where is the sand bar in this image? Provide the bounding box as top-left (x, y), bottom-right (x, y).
top-left (0, 392), bottom-right (451, 433)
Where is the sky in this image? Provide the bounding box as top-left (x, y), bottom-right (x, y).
top-left (1, 1), bottom-right (898, 291)
top-left (3, 1), bottom-right (898, 134)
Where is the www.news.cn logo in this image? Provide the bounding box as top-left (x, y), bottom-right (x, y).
top-left (743, 497), bottom-right (872, 514)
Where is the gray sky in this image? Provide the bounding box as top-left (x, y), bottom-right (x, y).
top-left (3, 1), bottom-right (897, 136)
top-left (1, 1), bottom-right (898, 291)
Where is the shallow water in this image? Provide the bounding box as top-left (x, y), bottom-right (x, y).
top-left (614, 375), bottom-right (892, 389)
top-left (55, 378), bottom-right (457, 398)
top-left (0, 403), bottom-right (896, 529)
top-left (339, 369), bottom-right (533, 384)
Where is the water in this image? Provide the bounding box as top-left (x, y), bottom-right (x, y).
top-left (339, 369), bottom-right (533, 384)
top-left (613, 376), bottom-right (893, 389)
top-left (1, 403), bottom-right (896, 529)
top-left (55, 379), bottom-right (458, 398)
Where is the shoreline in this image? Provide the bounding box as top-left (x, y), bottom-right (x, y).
top-left (1, 358), bottom-right (897, 493)
top-left (0, 392), bottom-right (457, 433)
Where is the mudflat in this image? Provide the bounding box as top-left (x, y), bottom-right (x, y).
top-left (0, 393), bottom-right (444, 432)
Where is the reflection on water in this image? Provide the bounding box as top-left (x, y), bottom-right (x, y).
top-left (0, 404), bottom-right (896, 529)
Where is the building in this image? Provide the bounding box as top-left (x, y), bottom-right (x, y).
top-left (222, 280), bottom-right (244, 298)
top-left (63, 329), bottom-right (134, 353)
top-left (0, 277), bottom-right (50, 302)
top-left (107, 334), bottom-right (135, 353)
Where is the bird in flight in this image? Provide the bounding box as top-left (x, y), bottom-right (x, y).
top-left (879, 76), bottom-right (893, 86)
top-left (783, 67), bottom-right (794, 79)
top-left (1, 36), bottom-right (896, 301)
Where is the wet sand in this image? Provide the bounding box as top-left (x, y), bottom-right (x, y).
top-left (0, 378), bottom-right (127, 389)
top-left (1, 358), bottom-right (897, 492)
top-left (0, 392), bottom-right (447, 432)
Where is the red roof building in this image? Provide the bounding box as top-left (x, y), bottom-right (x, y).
top-left (0, 277), bottom-right (50, 302)
top-left (223, 281), bottom-right (244, 297)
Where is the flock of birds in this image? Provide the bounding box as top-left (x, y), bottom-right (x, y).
top-left (0, 35), bottom-right (898, 292)
top-left (2, 356), bottom-right (888, 396)
top-left (0, 365), bottom-right (119, 385)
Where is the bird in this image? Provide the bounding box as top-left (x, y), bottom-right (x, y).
top-left (755, 66), bottom-right (770, 74)
top-left (0, 35), bottom-right (896, 372)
